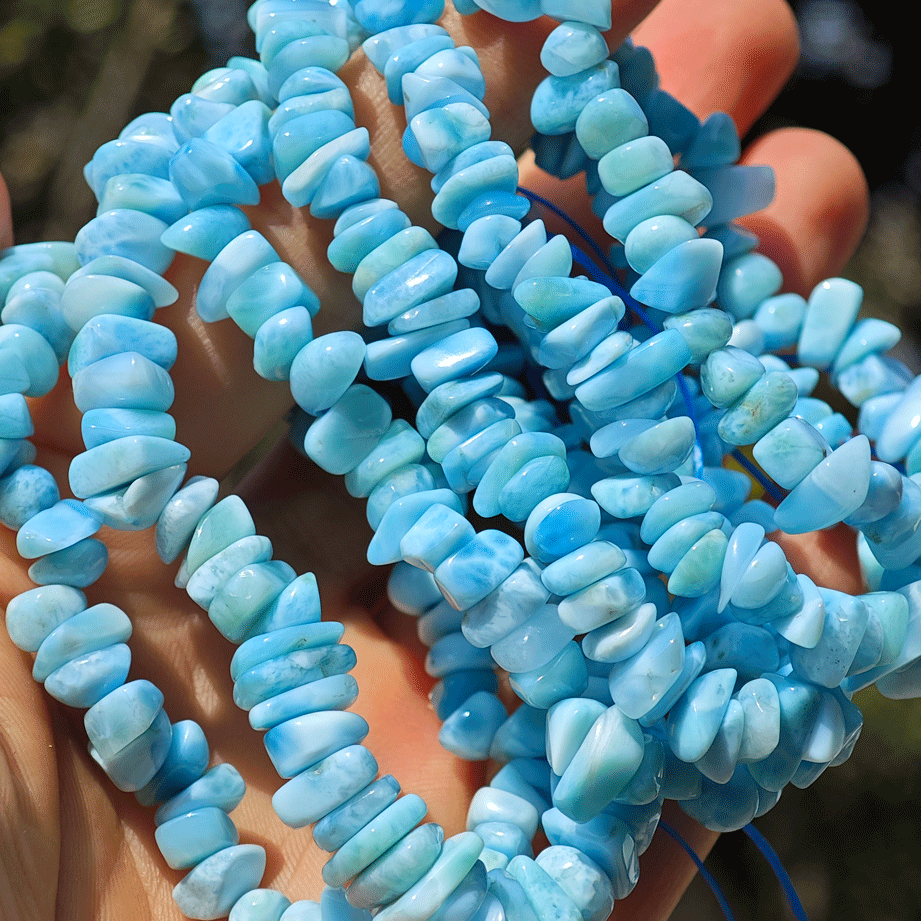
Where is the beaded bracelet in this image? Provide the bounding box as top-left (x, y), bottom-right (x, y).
top-left (1, 1), bottom-right (918, 920)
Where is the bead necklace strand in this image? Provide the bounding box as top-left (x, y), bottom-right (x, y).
top-left (2, 1), bottom-right (920, 920)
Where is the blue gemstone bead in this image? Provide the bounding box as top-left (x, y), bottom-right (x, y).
top-left (715, 252), bottom-right (783, 320)
top-left (0, 324), bottom-right (59, 397)
top-left (161, 206), bottom-right (252, 261)
top-left (136, 719), bottom-right (210, 807)
top-left (84, 678), bottom-right (163, 760)
top-left (603, 172), bottom-right (712, 243)
top-left (69, 435), bottom-right (190, 499)
top-left (208, 560), bottom-right (297, 643)
top-left (169, 138), bottom-right (261, 210)
top-left (28, 537), bottom-right (108, 588)
top-left (170, 93), bottom-right (234, 143)
top-left (17, 498), bottom-right (102, 559)
top-left (203, 100), bottom-right (274, 186)
top-left (432, 154), bottom-right (519, 230)
top-left (692, 165), bottom-right (774, 226)
top-left (89, 707), bottom-right (172, 792)
top-left (0, 463), bottom-right (59, 530)
top-left (155, 763), bottom-right (245, 826)
top-left (227, 262), bottom-right (318, 336)
top-left (540, 21), bottom-right (608, 77)
top-left (155, 476), bottom-right (219, 564)
top-left (252, 305), bottom-right (313, 381)
top-left (197, 230), bottom-right (280, 323)
top-left (229, 889), bottom-right (292, 921)
top-left (156, 806), bottom-right (240, 870)
top-left (264, 710), bottom-right (369, 779)
top-left (491, 604), bottom-right (575, 673)
top-left (173, 845), bottom-right (267, 921)
top-left (267, 36), bottom-right (350, 97)
top-left (717, 372), bottom-right (799, 446)
top-left (414, 47), bottom-right (487, 99)
top-left (68, 313), bottom-right (178, 376)
top-left (44, 642), bottom-right (131, 708)
top-left (797, 277), bottom-right (863, 369)
top-left (72, 351), bottom-right (175, 413)
top-left (312, 774), bottom-right (401, 853)
top-left (186, 535), bottom-right (273, 609)
top-left (249, 674), bottom-right (359, 732)
top-left (282, 128), bottom-right (371, 208)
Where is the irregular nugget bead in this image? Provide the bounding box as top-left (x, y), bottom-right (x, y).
top-left (169, 138), bottom-right (261, 211)
top-left (272, 745), bottom-right (379, 828)
top-left (197, 231), bottom-right (280, 323)
top-left (435, 530), bottom-right (525, 611)
top-left (0, 324), bottom-right (59, 397)
top-left (44, 643), bottom-right (131, 708)
top-left (282, 128), bottom-right (371, 207)
top-left (156, 763), bottom-right (246, 826)
top-left (136, 719), bottom-right (210, 807)
top-left (28, 537), bottom-right (108, 587)
top-left (227, 262), bottom-right (319, 336)
top-left (603, 172), bottom-right (712, 243)
top-left (68, 436), bottom-right (190, 499)
top-left (229, 890), bottom-right (292, 921)
top-left (0, 464), bottom-right (59, 531)
top-left (16, 499), bottom-right (101, 559)
top-left (531, 61), bottom-right (620, 135)
top-left (161, 206), bottom-right (252, 261)
top-left (68, 313), bottom-right (178, 376)
top-left (253, 305), bottom-right (314, 381)
top-left (264, 710), bottom-right (369, 779)
top-left (506, 856), bottom-right (582, 921)
top-left (249, 674), bottom-right (359, 731)
top-left (173, 845), bottom-right (266, 921)
top-left (156, 807), bottom-right (240, 870)
top-left (186, 535), bottom-right (273, 609)
top-left (90, 707), bottom-right (172, 791)
top-left (73, 352), bottom-right (175, 413)
top-left (362, 247), bottom-right (455, 326)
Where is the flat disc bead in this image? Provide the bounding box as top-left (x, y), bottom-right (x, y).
top-left (360, 244), bottom-right (453, 325)
top-left (557, 568), bottom-right (647, 635)
top-left (432, 154), bottom-right (519, 230)
top-left (313, 774), bottom-right (402, 852)
top-left (44, 642), bottom-right (132, 708)
top-left (327, 208), bottom-right (412, 274)
top-left (248, 674), bottom-right (359, 731)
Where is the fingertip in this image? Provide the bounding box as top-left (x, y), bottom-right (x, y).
top-left (0, 174), bottom-right (12, 250)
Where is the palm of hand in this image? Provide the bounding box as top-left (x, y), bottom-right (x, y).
top-left (0, 1), bottom-right (869, 919)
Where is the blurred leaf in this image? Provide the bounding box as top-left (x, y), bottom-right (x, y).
top-left (65, 0), bottom-right (122, 33)
top-left (0, 17), bottom-right (46, 73)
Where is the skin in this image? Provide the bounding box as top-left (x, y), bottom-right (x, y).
top-left (0, 1), bottom-right (870, 919)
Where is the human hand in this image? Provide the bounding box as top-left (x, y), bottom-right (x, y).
top-left (0, 1), bottom-right (869, 919)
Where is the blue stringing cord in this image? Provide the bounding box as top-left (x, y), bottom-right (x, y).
top-left (743, 823), bottom-right (810, 921)
top-left (658, 819), bottom-right (737, 921)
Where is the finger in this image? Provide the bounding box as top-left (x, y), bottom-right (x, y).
top-left (0, 173), bottom-right (11, 250)
top-left (520, 0), bottom-right (801, 247)
top-left (737, 127), bottom-right (870, 295)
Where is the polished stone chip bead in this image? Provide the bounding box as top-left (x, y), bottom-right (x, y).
top-left (509, 640), bottom-right (589, 709)
top-left (322, 793), bottom-right (428, 887)
top-left (557, 567), bottom-right (647, 635)
top-left (258, 571), bottom-right (324, 634)
top-left (169, 137), bottom-right (261, 212)
top-left (640, 481), bottom-right (716, 545)
top-left (533, 846), bottom-right (613, 921)
top-left (623, 215), bottom-right (698, 276)
top-left (646, 511), bottom-right (725, 575)
top-left (161, 206), bottom-right (252, 261)
top-left (1, 285), bottom-right (71, 366)
top-left (413, 47), bottom-right (488, 101)
top-left (439, 691), bottom-right (507, 760)
top-left (15, 498), bottom-right (100, 559)
top-left (227, 262), bottom-right (320, 336)
top-left (89, 706), bottom-right (172, 791)
top-left (833, 317), bottom-right (901, 375)
top-left (229, 888), bottom-right (292, 921)
top-left (282, 127), bottom-right (372, 208)
top-left (230, 621), bottom-right (344, 683)
top-left (798, 276), bottom-right (863, 369)
top-left (272, 114), bottom-right (356, 181)
top-left (156, 806), bottom-right (240, 870)
top-left (96, 172), bottom-right (187, 227)
top-left (193, 66), bottom-right (259, 105)
top-left (186, 494), bottom-right (256, 574)
top-left (540, 21), bottom-right (608, 77)
top-left (541, 540), bottom-right (627, 597)
top-left (173, 844), bottom-right (267, 921)
top-left (264, 710), bottom-right (369, 779)
top-left (170, 93), bottom-right (235, 144)
top-left (409, 103), bottom-right (492, 174)
top-left (279, 902), bottom-right (321, 921)
top-left (666, 667), bottom-right (737, 762)
top-left (328, 208), bottom-right (412, 275)
top-left (506, 856), bottom-right (582, 921)
top-left (599, 135), bottom-right (675, 201)
top-left (208, 559), bottom-right (297, 642)
top-left (692, 164), bottom-right (774, 226)
top-left (249, 674), bottom-right (359, 732)
top-left (155, 763), bottom-right (246, 826)
top-left (76, 208), bottom-right (175, 278)
top-left (136, 719), bottom-right (210, 807)
top-left (716, 371), bottom-right (799, 446)
top-left (68, 312), bottom-right (178, 377)
top-left (345, 421), bottom-right (426, 499)
top-left (661, 308), bottom-right (733, 365)
top-left (353, 0), bottom-right (445, 32)
top-left (581, 600), bottom-right (657, 665)
top-left (68, 435), bottom-right (191, 499)
top-left (27, 536), bottom-right (108, 587)
top-left (253, 305), bottom-right (314, 381)
top-left (361, 243), bottom-right (454, 325)
top-left (83, 138), bottom-right (173, 202)
top-left (682, 112), bottom-right (741, 169)
top-left (715, 251), bottom-right (783, 320)
top-left (72, 351), bottom-right (175, 414)
top-left (515, 276), bottom-right (612, 332)
top-left (310, 774), bottom-right (402, 855)
top-left (374, 832), bottom-right (484, 921)
top-left (0, 346), bottom-right (32, 396)
top-left (590, 472), bottom-right (680, 521)
top-left (382, 35), bottom-right (458, 105)
top-left (752, 416), bottom-right (830, 491)
top-left (434, 529), bottom-right (526, 612)
top-left (0, 463), bottom-right (60, 531)
top-left (187, 534), bottom-right (274, 609)
top-left (0, 324), bottom-right (60, 397)
top-left (203, 100), bottom-right (275, 186)
top-left (155, 475), bottom-right (220, 564)
top-left (84, 678), bottom-right (163, 761)
top-left (44, 642), bottom-right (132, 708)
top-left (789, 591), bottom-right (869, 688)
top-left (432, 154), bottom-right (520, 231)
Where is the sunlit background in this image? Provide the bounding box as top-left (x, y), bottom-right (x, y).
top-left (2, 1), bottom-right (919, 918)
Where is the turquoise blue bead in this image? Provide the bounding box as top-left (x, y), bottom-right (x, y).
top-left (735, 677), bottom-right (781, 762)
top-left (535, 847), bottom-right (613, 921)
top-left (229, 890), bottom-right (291, 921)
top-left (435, 530), bottom-right (525, 611)
top-left (97, 173), bottom-right (187, 225)
top-left (617, 417), bottom-right (697, 476)
top-left (197, 230), bottom-right (280, 323)
top-left (509, 641), bottom-right (588, 709)
top-left (186, 535), bottom-right (273, 609)
top-left (0, 324), bottom-right (59, 397)
top-left (415, 372), bottom-right (503, 439)
top-left (590, 472), bottom-right (680, 519)
top-left (366, 465), bottom-right (436, 530)
top-left (170, 93), bottom-right (234, 143)
top-left (411, 327), bottom-right (499, 393)
top-left (169, 138), bottom-right (261, 210)
top-left (524, 494), bottom-right (600, 564)
top-left (84, 138), bottom-right (173, 200)
top-left (289, 332), bottom-right (365, 416)
top-left (275, 64), bottom-right (349, 104)
top-left (4, 583), bottom-right (86, 653)
top-left (354, 0), bottom-right (444, 31)
top-left (345, 421), bottom-right (425, 498)
top-left (313, 774), bottom-right (401, 852)
top-left (282, 128), bottom-right (371, 208)
top-left (311, 155), bottom-right (380, 220)
top-left (641, 481), bottom-right (716, 544)
top-left (484, 218), bottom-right (546, 290)
top-left (383, 35), bottom-right (459, 103)
top-left (491, 604), bottom-right (575, 673)
top-left (0, 347), bottom-right (31, 395)
top-left (428, 397), bottom-right (514, 464)
top-left (431, 154), bottom-right (519, 230)
top-left (507, 856), bottom-right (584, 921)
top-left (363, 248), bottom-right (456, 327)
top-left (268, 35), bottom-right (352, 97)
top-left (279, 902), bottom-right (322, 921)
top-left (401, 504), bottom-right (476, 572)
top-left (269, 712), bottom-right (366, 791)
top-left (414, 47), bottom-right (487, 100)
top-left (668, 529), bottom-right (728, 598)
top-left (427, 863), bottom-right (487, 921)
top-left (717, 371), bottom-right (798, 445)
top-left (136, 719), bottom-right (210, 807)
top-left (540, 21), bottom-right (608, 77)
top-left (28, 537), bottom-right (108, 588)
top-left (875, 378), bottom-right (921, 462)
top-left (457, 190), bottom-right (530, 232)
top-left (0, 463), bottom-right (59, 530)
top-left (366, 319), bottom-right (473, 381)
top-left (845, 461), bottom-right (903, 526)
top-left (84, 678), bottom-right (163, 760)
top-left (17, 498), bottom-right (102, 559)
top-left (347, 823), bottom-right (444, 910)
top-left (161, 206), bottom-right (252, 261)
top-left (546, 699), bottom-right (606, 777)
top-left (233, 643), bottom-right (356, 711)
top-left (194, 67), bottom-right (260, 104)
top-left (624, 215), bottom-right (697, 274)
top-left (155, 476), bottom-right (219, 564)
top-left (458, 215), bottom-right (522, 271)
top-left (513, 235), bottom-right (573, 291)
top-left (773, 435), bottom-right (872, 533)
top-left (487, 871), bottom-right (540, 921)
top-left (727, 541), bottom-right (788, 609)
top-left (44, 643), bottom-right (131, 708)
top-left (599, 136), bottom-right (674, 200)
top-left (403, 73), bottom-right (488, 126)
top-left (608, 612), bottom-right (685, 719)
top-left (388, 288), bottom-right (480, 334)
top-left (270, 89), bottom-right (355, 135)
top-left (701, 346), bottom-right (765, 408)
top-left (1, 286), bottom-right (70, 365)
top-left (531, 61), bottom-right (619, 136)
top-left (227, 262), bottom-right (318, 336)
top-left (716, 252), bottom-right (783, 320)
top-left (354, 225), bottom-right (439, 303)
top-left (541, 541), bottom-right (627, 596)
top-left (409, 103), bottom-right (492, 173)
top-left (203, 100), bottom-right (274, 186)
top-left (258, 571), bottom-right (323, 633)
top-left (461, 558), bottom-right (548, 647)
top-left (576, 329), bottom-right (692, 412)
top-left (515, 276), bottom-right (611, 331)
top-left (304, 384), bottom-right (392, 476)
top-left (773, 573), bottom-right (826, 650)
top-left (317, 887), bottom-right (371, 921)
top-left (334, 197), bottom-right (399, 234)
top-left (667, 667), bottom-right (736, 763)
top-left (703, 622), bottom-right (779, 682)
top-left (173, 845), bottom-right (266, 921)
top-left (0, 393), bottom-right (32, 438)
top-left (368, 486), bottom-right (463, 565)
top-left (797, 277), bottom-right (863, 369)
top-left (375, 833), bottom-right (484, 921)
top-left (426, 631), bottom-right (495, 677)
top-left (557, 568), bottom-right (647, 634)
top-left (156, 806), bottom-right (240, 870)
top-left (630, 238), bottom-right (722, 313)
top-left (232, 621), bottom-right (345, 681)
top-left (752, 417), bottom-right (829, 490)
top-left (208, 560), bottom-right (297, 642)
top-left (692, 165), bottom-right (774, 225)
top-left (418, 599), bottom-right (464, 646)
top-left (833, 317), bottom-right (901, 374)
top-left (328, 209), bottom-right (412, 274)
top-left (253, 305), bottom-right (313, 381)
top-left (68, 313), bottom-right (178, 376)
top-left (155, 763), bottom-right (246, 826)
top-left (602, 171), bottom-right (712, 243)
top-left (582, 601), bottom-right (656, 664)
top-left (72, 351), bottom-right (175, 413)
top-left (68, 435), bottom-right (190, 499)
top-left (662, 308), bottom-right (733, 363)
top-left (644, 88), bottom-right (699, 156)
top-left (719, 522), bottom-right (765, 611)
top-left (754, 293), bottom-right (806, 351)
top-left (249, 674), bottom-right (359, 731)
top-left (90, 707), bottom-right (172, 791)
top-left (322, 794), bottom-right (428, 887)
top-left (682, 112), bottom-right (740, 168)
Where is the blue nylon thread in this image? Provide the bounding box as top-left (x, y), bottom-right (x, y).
top-left (730, 450), bottom-right (786, 504)
top-left (743, 823), bottom-right (810, 921)
top-left (658, 819), bottom-right (737, 921)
